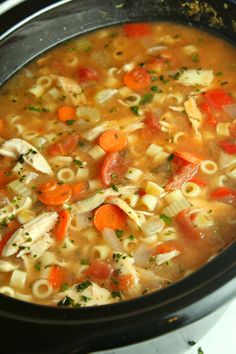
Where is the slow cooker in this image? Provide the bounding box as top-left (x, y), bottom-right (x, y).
top-left (0, 1), bottom-right (235, 353)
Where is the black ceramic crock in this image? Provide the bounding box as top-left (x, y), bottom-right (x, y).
top-left (0, 1), bottom-right (236, 353)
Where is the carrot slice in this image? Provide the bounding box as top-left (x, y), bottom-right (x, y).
top-left (71, 181), bottom-right (88, 201)
top-left (99, 130), bottom-right (127, 153)
top-left (38, 180), bottom-right (57, 193)
top-left (38, 184), bottom-right (72, 205)
top-left (57, 106), bottom-right (76, 121)
top-left (54, 210), bottom-right (70, 242)
top-left (123, 67), bottom-right (151, 90)
top-left (94, 204), bottom-right (126, 231)
top-left (49, 266), bottom-right (66, 288)
top-left (174, 151), bottom-right (203, 165)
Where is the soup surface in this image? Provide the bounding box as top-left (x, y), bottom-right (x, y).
top-left (0, 22), bottom-right (236, 307)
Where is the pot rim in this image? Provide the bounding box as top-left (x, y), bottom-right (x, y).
top-left (0, 0), bottom-right (235, 328)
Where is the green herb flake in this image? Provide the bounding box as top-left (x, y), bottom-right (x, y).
top-left (60, 283), bottom-right (69, 291)
top-left (130, 106), bottom-right (139, 116)
top-left (80, 295), bottom-right (91, 303)
top-left (160, 214), bottom-right (172, 225)
top-left (188, 340), bottom-right (196, 346)
top-left (140, 93), bottom-right (154, 105)
top-left (159, 75), bottom-right (169, 84)
top-left (57, 296), bottom-right (74, 307)
top-left (151, 86), bottom-right (163, 93)
top-left (216, 71), bottom-right (223, 77)
top-left (76, 280), bottom-right (92, 292)
top-left (109, 31), bottom-right (118, 38)
top-left (192, 53), bottom-right (199, 62)
top-left (80, 259), bottom-right (90, 265)
top-left (111, 184), bottom-right (119, 192)
top-left (111, 291), bottom-right (122, 299)
top-left (115, 229), bottom-right (124, 238)
top-left (168, 153), bottom-right (175, 161)
top-left (34, 262), bottom-right (41, 272)
top-left (198, 347), bottom-right (204, 354)
top-left (66, 119), bottom-right (75, 126)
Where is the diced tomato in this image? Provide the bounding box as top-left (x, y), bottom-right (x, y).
top-left (124, 23), bottom-right (151, 37)
top-left (144, 111), bottom-right (160, 133)
top-left (175, 209), bottom-right (203, 240)
top-left (77, 67), bottom-right (99, 83)
top-left (49, 266), bottom-right (66, 288)
top-left (199, 102), bottom-right (217, 126)
top-left (165, 163), bottom-right (199, 191)
top-left (118, 274), bottom-right (135, 291)
top-left (210, 187), bottom-right (236, 205)
top-left (174, 151), bottom-right (203, 165)
top-left (218, 139), bottom-right (236, 154)
top-left (101, 152), bottom-right (129, 186)
top-left (204, 89), bottom-right (233, 110)
top-left (48, 135), bottom-right (78, 156)
top-left (86, 260), bottom-right (113, 280)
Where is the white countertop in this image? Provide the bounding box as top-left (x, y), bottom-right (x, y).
top-left (0, 1), bottom-right (236, 353)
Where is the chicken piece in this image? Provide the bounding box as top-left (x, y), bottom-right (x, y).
top-left (54, 281), bottom-right (115, 307)
top-left (0, 138), bottom-right (53, 175)
top-left (184, 97), bottom-right (203, 136)
top-left (109, 197), bottom-right (142, 227)
top-left (2, 212), bottom-right (58, 258)
top-left (71, 185), bottom-right (138, 214)
top-left (0, 196), bottom-right (32, 223)
top-left (178, 69), bottom-right (214, 86)
top-left (56, 76), bottom-right (86, 105)
top-left (112, 252), bottom-right (140, 296)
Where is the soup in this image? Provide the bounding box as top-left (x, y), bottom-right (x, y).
top-left (0, 22), bottom-right (235, 307)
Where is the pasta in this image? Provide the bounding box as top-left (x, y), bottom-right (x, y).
top-left (0, 22), bottom-right (235, 307)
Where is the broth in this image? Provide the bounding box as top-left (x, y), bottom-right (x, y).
top-left (0, 22), bottom-right (235, 307)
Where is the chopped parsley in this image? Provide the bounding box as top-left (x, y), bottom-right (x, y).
top-left (128, 234), bottom-right (135, 240)
top-left (192, 53), bottom-right (199, 62)
top-left (130, 106), bottom-right (139, 116)
top-left (111, 291), bottom-right (122, 299)
top-left (151, 85), bottom-right (163, 93)
top-left (168, 153), bottom-right (175, 161)
top-left (73, 158), bottom-right (84, 167)
top-left (216, 71), bottom-right (223, 77)
top-left (76, 280), bottom-right (92, 292)
top-left (57, 296), bottom-right (74, 307)
top-left (160, 214), bottom-right (172, 225)
top-left (188, 340), bottom-right (196, 346)
top-left (115, 229), bottom-right (124, 238)
top-left (198, 347), bottom-right (204, 354)
top-left (111, 184), bottom-right (119, 192)
top-left (159, 75), bottom-right (169, 84)
top-left (34, 262), bottom-right (41, 272)
top-left (140, 93), bottom-right (153, 105)
top-left (80, 259), bottom-right (90, 265)
top-left (80, 295), bottom-right (91, 303)
top-left (25, 105), bottom-right (49, 113)
top-left (60, 283), bottom-right (69, 291)
top-left (66, 119), bottom-right (75, 125)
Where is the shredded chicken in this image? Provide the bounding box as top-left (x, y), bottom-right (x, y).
top-left (184, 96), bottom-right (203, 137)
top-left (56, 76), bottom-right (86, 105)
top-left (178, 69), bottom-right (214, 86)
top-left (2, 212), bottom-right (58, 258)
top-left (0, 196), bottom-right (32, 223)
top-left (0, 138), bottom-right (53, 175)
